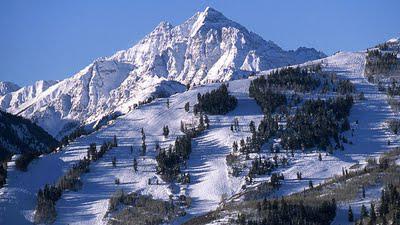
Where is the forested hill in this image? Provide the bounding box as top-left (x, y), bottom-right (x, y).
top-left (0, 110), bottom-right (59, 160)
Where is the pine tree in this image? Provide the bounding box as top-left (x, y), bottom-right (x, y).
top-left (204, 115), bottom-right (210, 129)
top-left (113, 135), bottom-right (118, 147)
top-left (249, 121), bottom-right (256, 134)
top-left (184, 102), bottom-right (190, 112)
top-left (361, 204), bottom-right (368, 218)
top-left (133, 158), bottom-right (138, 172)
top-left (141, 142), bottom-right (146, 156)
top-left (362, 185), bottom-right (366, 198)
top-left (370, 203), bottom-right (376, 221)
top-left (112, 156), bottom-right (116, 167)
top-left (232, 141), bottom-right (238, 152)
top-left (140, 128), bottom-right (146, 156)
top-left (380, 189), bottom-right (389, 216)
top-left (180, 121), bottom-right (185, 133)
top-left (163, 125), bottom-right (169, 138)
top-left (348, 206), bottom-right (354, 222)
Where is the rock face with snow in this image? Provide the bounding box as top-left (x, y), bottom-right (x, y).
top-left (1, 7), bottom-right (325, 138)
top-left (0, 80), bottom-right (58, 112)
top-left (110, 7), bottom-right (326, 84)
top-left (0, 81), bottom-right (20, 96)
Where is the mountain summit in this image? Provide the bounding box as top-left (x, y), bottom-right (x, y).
top-left (111, 7), bottom-right (325, 84)
top-left (0, 7), bottom-right (325, 138)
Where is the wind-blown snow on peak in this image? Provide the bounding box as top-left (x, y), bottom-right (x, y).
top-left (2, 7), bottom-right (325, 138)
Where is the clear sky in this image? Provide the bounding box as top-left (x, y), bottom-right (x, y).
top-left (0, 0), bottom-right (399, 86)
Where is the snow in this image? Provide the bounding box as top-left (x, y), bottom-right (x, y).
top-left (0, 7), bottom-right (324, 138)
top-left (332, 185), bottom-right (382, 225)
top-left (2, 50), bottom-right (398, 225)
top-left (0, 81), bottom-right (20, 96)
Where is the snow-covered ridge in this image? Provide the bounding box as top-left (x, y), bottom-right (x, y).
top-left (0, 81), bottom-right (20, 96)
top-left (1, 7), bottom-right (325, 138)
top-left (0, 80), bottom-right (58, 113)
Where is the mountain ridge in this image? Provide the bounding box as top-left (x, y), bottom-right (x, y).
top-left (0, 7), bottom-right (326, 138)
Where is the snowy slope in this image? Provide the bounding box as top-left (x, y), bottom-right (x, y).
top-left (2, 50), bottom-right (398, 225)
top-left (0, 7), bottom-right (325, 138)
top-left (0, 81), bottom-right (20, 96)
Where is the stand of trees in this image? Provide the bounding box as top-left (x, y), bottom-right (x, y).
top-left (235, 198), bottom-right (337, 225)
top-left (156, 135), bottom-right (191, 182)
top-left (157, 114), bottom-right (209, 182)
top-left (193, 83), bottom-right (237, 115)
top-left (34, 140), bottom-right (116, 224)
top-left (281, 96), bottom-right (354, 151)
top-left (249, 78), bottom-right (287, 114)
top-left (107, 190), bottom-right (184, 225)
top-left (387, 80), bottom-right (400, 96)
top-left (355, 184), bottom-right (400, 225)
top-left (0, 161), bottom-right (8, 188)
top-left (365, 49), bottom-right (399, 78)
top-left (254, 66), bottom-right (321, 93)
top-left (337, 80), bottom-right (356, 95)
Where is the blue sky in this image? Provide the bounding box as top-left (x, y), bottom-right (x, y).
top-left (0, 0), bottom-right (399, 86)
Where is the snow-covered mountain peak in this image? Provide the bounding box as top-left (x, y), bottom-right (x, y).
top-left (189, 7), bottom-right (244, 36)
top-left (387, 37), bottom-right (400, 44)
top-left (1, 7), bottom-right (326, 138)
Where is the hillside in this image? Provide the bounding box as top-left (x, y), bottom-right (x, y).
top-left (1, 48), bottom-right (399, 225)
top-left (0, 7), bottom-right (325, 139)
top-left (0, 110), bottom-right (59, 158)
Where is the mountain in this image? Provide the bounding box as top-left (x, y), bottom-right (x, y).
top-left (110, 7), bottom-right (326, 84)
top-left (0, 81), bottom-right (20, 96)
top-left (0, 110), bottom-right (58, 158)
top-left (0, 7), bottom-right (325, 138)
top-left (0, 80), bottom-right (58, 112)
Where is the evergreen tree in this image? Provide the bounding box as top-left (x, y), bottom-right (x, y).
top-left (112, 157), bottom-right (116, 167)
top-left (113, 135), bottom-right (118, 147)
top-left (370, 203), bottom-right (376, 222)
top-left (362, 185), bottom-right (366, 198)
top-left (141, 128), bottom-right (146, 156)
top-left (204, 115), bottom-right (210, 129)
top-left (348, 206), bottom-right (354, 222)
top-left (184, 102), bottom-right (190, 112)
top-left (232, 141), bottom-right (238, 152)
top-left (180, 121), bottom-right (185, 133)
top-left (198, 113), bottom-right (205, 130)
top-left (360, 204), bottom-right (368, 218)
top-left (163, 125), bottom-right (169, 138)
top-left (133, 158), bottom-right (138, 172)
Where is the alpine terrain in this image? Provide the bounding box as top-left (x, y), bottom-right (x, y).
top-left (1, 6), bottom-right (400, 225)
